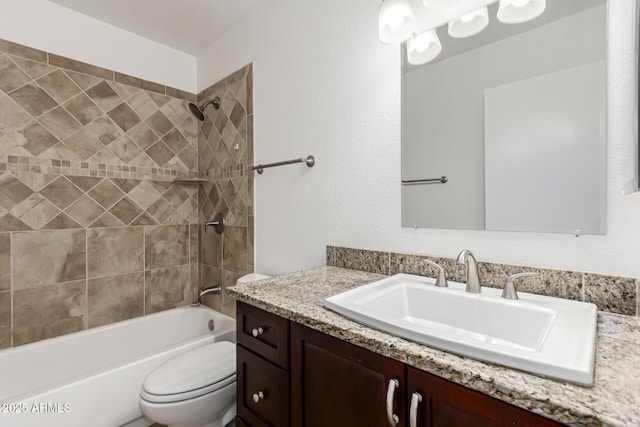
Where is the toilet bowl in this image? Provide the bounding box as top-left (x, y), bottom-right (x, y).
top-left (139, 341), bottom-right (236, 427)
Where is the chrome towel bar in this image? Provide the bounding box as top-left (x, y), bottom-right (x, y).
top-left (252, 155), bottom-right (315, 174)
top-left (402, 176), bottom-right (448, 185)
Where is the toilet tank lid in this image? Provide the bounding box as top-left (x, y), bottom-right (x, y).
top-left (143, 341), bottom-right (236, 396)
top-left (237, 273), bottom-right (271, 284)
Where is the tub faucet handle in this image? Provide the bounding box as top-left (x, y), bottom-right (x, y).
top-left (204, 212), bottom-right (225, 234)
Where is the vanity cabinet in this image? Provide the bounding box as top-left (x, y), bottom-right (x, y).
top-left (236, 302), bottom-right (564, 427)
top-left (291, 322), bottom-right (405, 427)
top-left (407, 366), bottom-right (563, 427)
top-left (237, 302), bottom-right (290, 427)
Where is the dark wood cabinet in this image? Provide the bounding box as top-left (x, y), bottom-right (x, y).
top-left (237, 302), bottom-right (291, 427)
top-left (291, 322), bottom-right (405, 427)
top-left (237, 346), bottom-right (290, 427)
top-left (406, 366), bottom-right (563, 427)
top-left (236, 302), bottom-right (565, 427)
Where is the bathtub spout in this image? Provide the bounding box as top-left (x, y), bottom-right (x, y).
top-left (191, 286), bottom-right (222, 306)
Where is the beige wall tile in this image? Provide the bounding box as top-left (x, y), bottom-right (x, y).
top-left (114, 72), bottom-right (165, 95)
top-left (12, 229), bottom-right (86, 290)
top-left (0, 291), bottom-right (10, 349)
top-left (145, 265), bottom-right (190, 314)
top-left (0, 39), bottom-right (47, 63)
top-left (202, 225), bottom-right (222, 267)
top-left (88, 272), bottom-right (144, 328)
top-left (200, 265), bottom-right (222, 311)
top-left (0, 37), bottom-right (203, 347)
top-left (189, 224), bottom-right (199, 265)
top-left (0, 233), bottom-right (10, 291)
top-left (13, 280), bottom-right (86, 346)
top-left (36, 69), bottom-right (81, 104)
top-left (87, 227), bottom-right (143, 278)
top-left (145, 224), bottom-right (189, 269)
top-left (222, 270), bottom-right (242, 318)
top-left (222, 226), bottom-right (247, 273)
top-left (48, 54), bottom-right (113, 81)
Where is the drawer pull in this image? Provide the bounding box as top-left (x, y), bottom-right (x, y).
top-left (252, 390), bottom-right (265, 403)
top-left (386, 378), bottom-right (400, 426)
top-left (252, 327), bottom-right (264, 337)
top-left (409, 392), bottom-right (423, 427)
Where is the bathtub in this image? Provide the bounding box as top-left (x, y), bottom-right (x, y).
top-left (0, 305), bottom-right (236, 427)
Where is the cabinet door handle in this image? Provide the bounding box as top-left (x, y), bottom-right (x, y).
top-left (252, 390), bottom-right (265, 403)
top-left (386, 378), bottom-right (400, 426)
top-left (252, 327), bottom-right (264, 337)
top-left (409, 392), bottom-right (423, 427)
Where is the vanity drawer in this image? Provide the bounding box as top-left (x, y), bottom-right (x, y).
top-left (237, 301), bottom-right (290, 369)
top-left (237, 345), bottom-right (290, 427)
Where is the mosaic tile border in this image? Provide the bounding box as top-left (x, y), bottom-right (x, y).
top-left (203, 163), bottom-right (250, 180)
top-left (0, 39), bottom-right (196, 102)
top-left (326, 246), bottom-right (639, 316)
top-left (1, 158), bottom-right (197, 181)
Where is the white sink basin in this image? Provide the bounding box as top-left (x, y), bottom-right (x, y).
top-left (324, 274), bottom-right (597, 385)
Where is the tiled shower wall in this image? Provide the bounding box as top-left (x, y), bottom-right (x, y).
top-left (197, 64), bottom-right (254, 318)
top-left (0, 39), bottom-right (202, 349)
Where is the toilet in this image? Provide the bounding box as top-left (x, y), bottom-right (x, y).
top-left (139, 341), bottom-right (236, 427)
top-left (139, 273), bottom-right (271, 427)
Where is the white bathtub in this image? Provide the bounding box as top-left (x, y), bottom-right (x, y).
top-left (0, 305), bottom-right (236, 427)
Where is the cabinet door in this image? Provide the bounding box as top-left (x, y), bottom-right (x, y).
top-left (237, 346), bottom-right (290, 427)
top-left (407, 366), bottom-right (565, 427)
top-left (291, 323), bottom-right (405, 427)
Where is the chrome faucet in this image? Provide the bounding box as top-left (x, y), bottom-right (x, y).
top-left (455, 249), bottom-right (481, 293)
top-left (190, 286), bottom-right (222, 306)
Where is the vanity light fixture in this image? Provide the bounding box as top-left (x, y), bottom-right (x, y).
top-left (378, 0), bottom-right (417, 43)
top-left (378, 0), bottom-right (547, 65)
top-left (423, 0), bottom-right (463, 10)
top-left (407, 30), bottom-right (442, 64)
top-left (496, 0), bottom-right (546, 24)
top-left (448, 6), bottom-right (489, 38)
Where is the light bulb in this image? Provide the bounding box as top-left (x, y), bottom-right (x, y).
top-left (378, 0), bottom-right (417, 43)
top-left (407, 30), bottom-right (442, 65)
top-left (460, 10), bottom-right (479, 24)
top-left (423, 0), bottom-right (462, 10)
top-left (448, 7), bottom-right (489, 38)
top-left (497, 0), bottom-right (545, 24)
top-left (386, 10), bottom-right (405, 29)
top-left (413, 35), bottom-right (431, 52)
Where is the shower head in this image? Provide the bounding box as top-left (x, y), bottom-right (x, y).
top-left (188, 96), bottom-right (221, 121)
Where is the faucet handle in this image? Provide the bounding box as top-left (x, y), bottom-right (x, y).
top-left (501, 272), bottom-right (538, 300)
top-left (422, 259), bottom-right (448, 288)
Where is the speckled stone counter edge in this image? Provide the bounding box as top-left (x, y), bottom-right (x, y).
top-left (227, 266), bottom-right (640, 427)
top-left (327, 245), bottom-right (639, 317)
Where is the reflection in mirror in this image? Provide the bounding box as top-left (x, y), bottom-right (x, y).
top-left (402, 0), bottom-right (607, 234)
top-left (628, 0), bottom-right (640, 194)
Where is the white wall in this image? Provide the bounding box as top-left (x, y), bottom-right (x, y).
top-left (0, 0), bottom-right (197, 93)
top-left (198, 0), bottom-right (640, 278)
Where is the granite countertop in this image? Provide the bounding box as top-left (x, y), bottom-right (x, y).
top-left (227, 266), bottom-right (640, 427)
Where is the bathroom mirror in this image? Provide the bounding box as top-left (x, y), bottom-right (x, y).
top-left (402, 0), bottom-right (607, 234)
top-left (629, 0), bottom-right (640, 195)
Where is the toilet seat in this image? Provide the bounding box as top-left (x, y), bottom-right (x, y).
top-left (141, 341), bottom-right (236, 404)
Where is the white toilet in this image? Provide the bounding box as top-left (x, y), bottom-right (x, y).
top-left (139, 341), bottom-right (236, 427)
top-left (139, 273), bottom-right (271, 427)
